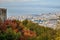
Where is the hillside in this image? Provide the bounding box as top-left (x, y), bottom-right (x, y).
top-left (0, 19), bottom-right (59, 40)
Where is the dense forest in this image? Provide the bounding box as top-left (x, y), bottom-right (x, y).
top-left (0, 19), bottom-right (60, 40)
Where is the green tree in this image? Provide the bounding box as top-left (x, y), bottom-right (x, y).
top-left (6, 28), bottom-right (21, 40)
top-left (22, 19), bottom-right (28, 26)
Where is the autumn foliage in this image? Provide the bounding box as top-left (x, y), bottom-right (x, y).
top-left (0, 19), bottom-right (57, 40)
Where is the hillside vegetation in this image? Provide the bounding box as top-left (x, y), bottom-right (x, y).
top-left (0, 19), bottom-right (59, 40)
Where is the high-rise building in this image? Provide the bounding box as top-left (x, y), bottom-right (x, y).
top-left (0, 8), bottom-right (7, 22)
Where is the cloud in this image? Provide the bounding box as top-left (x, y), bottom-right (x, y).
top-left (0, 0), bottom-right (35, 3)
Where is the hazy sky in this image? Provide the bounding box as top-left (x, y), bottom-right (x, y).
top-left (0, 0), bottom-right (60, 16)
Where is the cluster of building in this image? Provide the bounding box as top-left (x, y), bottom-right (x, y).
top-left (0, 8), bottom-right (60, 29)
top-left (8, 13), bottom-right (60, 29)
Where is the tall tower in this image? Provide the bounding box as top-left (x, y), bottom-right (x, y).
top-left (0, 8), bottom-right (7, 22)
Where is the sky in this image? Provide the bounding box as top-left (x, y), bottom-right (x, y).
top-left (0, 0), bottom-right (60, 16)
